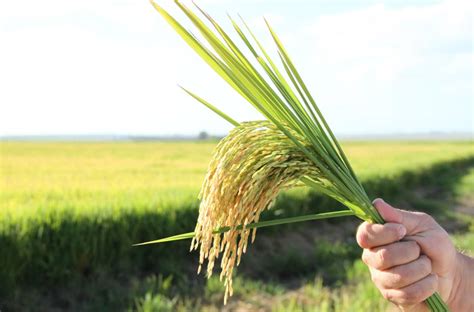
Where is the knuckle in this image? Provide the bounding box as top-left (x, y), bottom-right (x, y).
top-left (377, 248), bottom-right (389, 267)
top-left (356, 230), bottom-right (369, 248)
top-left (390, 273), bottom-right (404, 286)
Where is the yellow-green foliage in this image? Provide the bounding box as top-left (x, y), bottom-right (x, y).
top-left (1, 141), bottom-right (215, 219)
top-left (1, 141), bottom-right (472, 219)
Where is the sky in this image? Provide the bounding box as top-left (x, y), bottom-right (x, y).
top-left (0, 0), bottom-right (472, 137)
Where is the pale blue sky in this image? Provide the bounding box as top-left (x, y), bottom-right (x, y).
top-left (0, 0), bottom-right (472, 136)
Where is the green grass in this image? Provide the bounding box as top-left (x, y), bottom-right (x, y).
top-left (0, 140), bottom-right (473, 311)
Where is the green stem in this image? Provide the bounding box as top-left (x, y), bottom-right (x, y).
top-left (133, 210), bottom-right (354, 246)
top-left (426, 293), bottom-right (450, 311)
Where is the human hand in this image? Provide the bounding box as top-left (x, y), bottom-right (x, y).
top-left (356, 199), bottom-right (470, 311)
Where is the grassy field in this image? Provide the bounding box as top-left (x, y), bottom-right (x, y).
top-left (2, 141), bottom-right (473, 216)
top-left (0, 141), bottom-right (473, 311)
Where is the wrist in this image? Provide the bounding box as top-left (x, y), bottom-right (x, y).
top-left (448, 252), bottom-right (473, 311)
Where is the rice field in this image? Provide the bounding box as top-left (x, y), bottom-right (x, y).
top-left (0, 140), bottom-right (473, 311)
top-left (2, 141), bottom-right (473, 217)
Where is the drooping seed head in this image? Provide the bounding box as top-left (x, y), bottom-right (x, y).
top-left (191, 120), bottom-right (321, 303)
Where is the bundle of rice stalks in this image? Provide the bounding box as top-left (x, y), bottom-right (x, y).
top-left (192, 121), bottom-right (320, 300)
top-left (137, 1), bottom-right (449, 310)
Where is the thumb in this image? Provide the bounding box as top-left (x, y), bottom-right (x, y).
top-left (372, 198), bottom-right (427, 235)
top-left (372, 198), bottom-right (403, 223)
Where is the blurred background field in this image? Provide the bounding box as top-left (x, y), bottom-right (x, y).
top-left (1, 140), bottom-right (473, 311)
top-left (3, 141), bottom-right (473, 216)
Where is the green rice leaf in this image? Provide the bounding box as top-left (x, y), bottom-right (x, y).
top-left (133, 209), bottom-right (355, 246)
top-left (180, 86), bottom-right (239, 127)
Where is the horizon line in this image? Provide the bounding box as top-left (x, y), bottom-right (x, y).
top-left (1, 131), bottom-right (473, 142)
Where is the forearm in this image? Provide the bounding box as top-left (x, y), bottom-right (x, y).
top-left (449, 252), bottom-right (474, 311)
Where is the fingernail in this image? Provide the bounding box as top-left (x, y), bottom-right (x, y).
top-left (372, 198), bottom-right (385, 205)
top-left (398, 225), bottom-right (406, 239)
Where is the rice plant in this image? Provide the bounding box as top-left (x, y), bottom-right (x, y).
top-left (140, 1), bottom-right (450, 310)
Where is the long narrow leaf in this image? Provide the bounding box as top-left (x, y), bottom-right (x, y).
top-left (180, 86), bottom-right (239, 127)
top-left (133, 209), bottom-right (355, 246)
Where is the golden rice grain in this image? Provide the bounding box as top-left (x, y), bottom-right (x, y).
top-left (191, 121), bottom-right (321, 303)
